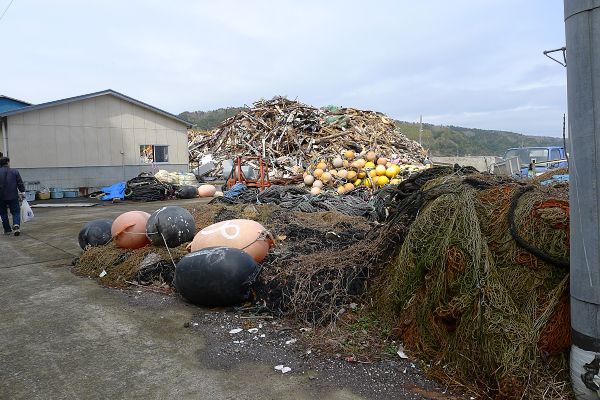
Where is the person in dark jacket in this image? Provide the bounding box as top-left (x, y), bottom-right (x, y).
top-left (0, 157), bottom-right (25, 236)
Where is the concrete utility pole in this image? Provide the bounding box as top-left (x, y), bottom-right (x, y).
top-left (419, 115), bottom-right (423, 146)
top-left (564, 1), bottom-right (600, 398)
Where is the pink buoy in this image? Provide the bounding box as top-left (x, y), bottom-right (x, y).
top-left (111, 211), bottom-right (151, 249)
top-left (187, 219), bottom-right (273, 262)
top-left (198, 184), bottom-right (217, 197)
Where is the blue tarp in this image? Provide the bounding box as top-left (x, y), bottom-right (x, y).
top-left (99, 182), bottom-right (126, 201)
top-left (223, 183), bottom-right (247, 199)
top-left (541, 174), bottom-right (569, 186)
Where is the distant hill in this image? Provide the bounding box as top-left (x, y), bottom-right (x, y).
top-left (395, 121), bottom-right (564, 157)
top-left (179, 107), bottom-right (247, 130)
top-left (178, 108), bottom-right (564, 157)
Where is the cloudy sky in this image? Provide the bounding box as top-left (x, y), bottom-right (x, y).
top-left (0, 0), bottom-right (567, 136)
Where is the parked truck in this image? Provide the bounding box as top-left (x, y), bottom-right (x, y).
top-left (492, 146), bottom-right (568, 177)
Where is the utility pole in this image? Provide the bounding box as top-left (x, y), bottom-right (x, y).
top-left (564, 1), bottom-right (600, 399)
top-left (419, 115), bottom-right (423, 146)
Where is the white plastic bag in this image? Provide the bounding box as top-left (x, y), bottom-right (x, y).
top-left (20, 199), bottom-right (34, 223)
top-left (154, 169), bottom-right (171, 183)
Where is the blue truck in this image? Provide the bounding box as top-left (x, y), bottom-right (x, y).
top-left (501, 146), bottom-right (568, 177)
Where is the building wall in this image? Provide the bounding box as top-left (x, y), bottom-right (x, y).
top-left (5, 94), bottom-right (189, 188)
top-left (430, 156), bottom-right (501, 172)
top-left (17, 164), bottom-right (188, 190)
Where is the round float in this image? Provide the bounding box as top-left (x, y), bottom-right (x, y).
top-left (146, 206), bottom-right (196, 248)
top-left (198, 184), bottom-right (217, 197)
top-left (78, 219), bottom-right (113, 249)
top-left (111, 211), bottom-right (151, 249)
top-left (175, 246), bottom-right (260, 306)
top-left (177, 186), bottom-right (198, 199)
top-left (188, 219), bottom-right (272, 262)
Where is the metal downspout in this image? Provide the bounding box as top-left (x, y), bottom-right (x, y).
top-left (1, 117), bottom-right (7, 157)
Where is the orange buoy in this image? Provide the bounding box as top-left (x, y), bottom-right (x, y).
top-left (198, 184), bottom-right (217, 197)
top-left (111, 211), bottom-right (151, 249)
top-left (188, 219), bottom-right (273, 263)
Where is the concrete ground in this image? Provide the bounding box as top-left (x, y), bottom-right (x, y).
top-left (0, 199), bottom-right (453, 400)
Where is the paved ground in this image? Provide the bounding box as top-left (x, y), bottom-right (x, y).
top-left (0, 199), bottom-right (459, 400)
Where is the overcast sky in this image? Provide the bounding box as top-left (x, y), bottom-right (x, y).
top-left (0, 0), bottom-right (567, 136)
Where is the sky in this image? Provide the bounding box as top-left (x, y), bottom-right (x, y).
top-left (0, 0), bottom-right (567, 136)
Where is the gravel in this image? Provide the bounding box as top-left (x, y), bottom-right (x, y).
top-left (118, 289), bottom-right (469, 400)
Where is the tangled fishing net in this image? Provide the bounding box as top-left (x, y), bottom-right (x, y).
top-left (374, 171), bottom-right (571, 399)
top-left (211, 184), bottom-right (376, 218)
top-left (74, 203), bottom-right (376, 323)
top-left (73, 165), bottom-right (572, 398)
top-left (252, 210), bottom-right (375, 324)
top-left (125, 173), bottom-right (176, 201)
top-left (251, 166), bottom-right (480, 325)
top-left (74, 242), bottom-right (188, 290)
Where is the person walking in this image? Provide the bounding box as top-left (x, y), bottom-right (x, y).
top-left (0, 157), bottom-right (25, 236)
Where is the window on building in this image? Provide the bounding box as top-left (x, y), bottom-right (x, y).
top-left (140, 145), bottom-right (169, 164)
top-left (550, 148), bottom-right (561, 161)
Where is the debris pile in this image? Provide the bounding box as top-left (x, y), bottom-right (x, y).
top-left (188, 97), bottom-right (425, 178)
top-left (373, 170), bottom-right (571, 399)
top-left (187, 129), bottom-right (211, 143)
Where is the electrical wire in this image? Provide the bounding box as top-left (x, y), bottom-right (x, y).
top-left (0, 0), bottom-right (15, 23)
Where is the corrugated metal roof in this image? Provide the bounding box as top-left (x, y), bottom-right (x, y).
top-left (0, 95), bottom-right (33, 105)
top-left (0, 89), bottom-right (191, 127)
top-left (0, 95), bottom-right (33, 113)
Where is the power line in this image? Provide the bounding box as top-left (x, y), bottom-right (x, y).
top-left (0, 0), bottom-right (15, 23)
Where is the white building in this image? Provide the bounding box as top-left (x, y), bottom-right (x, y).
top-left (0, 89), bottom-right (191, 190)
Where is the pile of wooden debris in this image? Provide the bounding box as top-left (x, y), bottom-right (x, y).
top-left (188, 97), bottom-right (425, 178)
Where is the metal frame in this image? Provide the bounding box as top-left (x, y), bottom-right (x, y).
top-left (226, 156), bottom-right (271, 191)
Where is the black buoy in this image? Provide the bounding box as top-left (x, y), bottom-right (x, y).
top-left (146, 206), bottom-right (196, 248)
top-left (175, 246), bottom-right (260, 306)
top-left (78, 219), bottom-right (113, 249)
top-left (176, 185), bottom-right (198, 199)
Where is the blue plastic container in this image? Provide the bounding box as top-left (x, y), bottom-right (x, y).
top-left (63, 190), bottom-right (79, 198)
